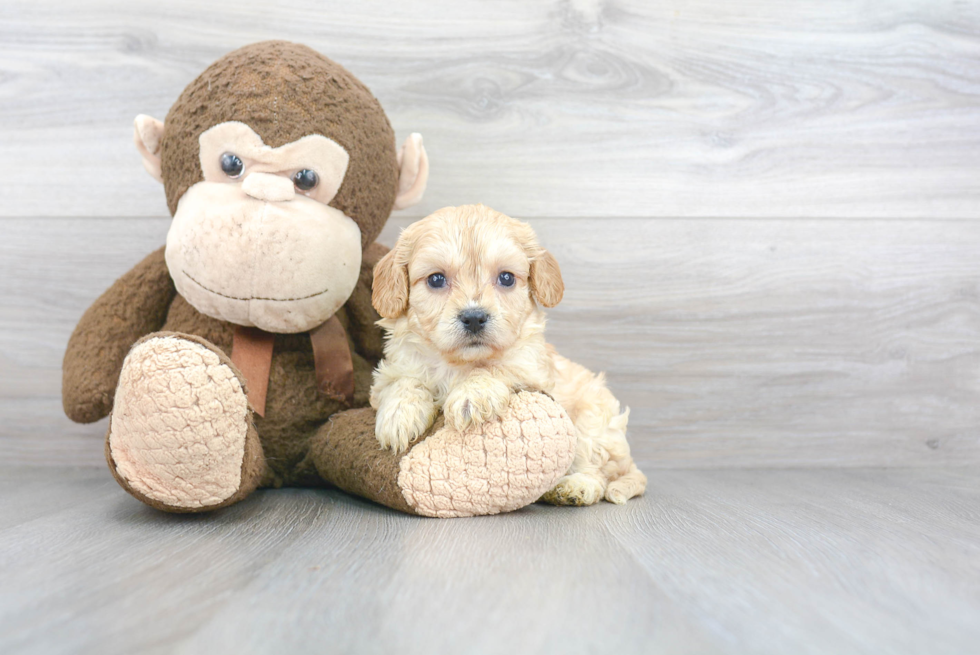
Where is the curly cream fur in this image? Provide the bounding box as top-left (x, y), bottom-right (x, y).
top-left (370, 204), bottom-right (646, 505)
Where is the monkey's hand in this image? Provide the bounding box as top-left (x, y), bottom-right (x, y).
top-left (443, 372), bottom-right (512, 432)
top-left (372, 378), bottom-right (437, 454)
top-left (63, 247), bottom-right (176, 423)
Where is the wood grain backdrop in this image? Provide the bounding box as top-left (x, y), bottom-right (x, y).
top-left (1, 0), bottom-right (979, 467)
top-left (3, 0), bottom-right (980, 218)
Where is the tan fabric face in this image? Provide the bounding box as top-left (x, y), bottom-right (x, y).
top-left (166, 182), bottom-right (363, 334)
top-left (199, 121), bottom-right (350, 206)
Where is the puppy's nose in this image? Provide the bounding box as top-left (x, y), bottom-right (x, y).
top-left (459, 308), bottom-right (489, 334)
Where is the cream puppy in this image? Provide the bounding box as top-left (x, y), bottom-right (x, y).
top-left (370, 204), bottom-right (646, 505)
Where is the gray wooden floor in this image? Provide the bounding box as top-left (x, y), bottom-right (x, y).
top-left (3, 1), bottom-right (980, 653)
top-left (2, 467), bottom-right (978, 655)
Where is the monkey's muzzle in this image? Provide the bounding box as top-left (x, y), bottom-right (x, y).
top-left (166, 182), bottom-right (362, 333)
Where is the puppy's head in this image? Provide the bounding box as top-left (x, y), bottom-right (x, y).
top-left (373, 204), bottom-right (563, 363)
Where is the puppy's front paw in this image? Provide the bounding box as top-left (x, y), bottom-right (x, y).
top-left (540, 473), bottom-right (605, 507)
top-left (375, 399), bottom-right (436, 454)
top-left (443, 378), bottom-right (512, 431)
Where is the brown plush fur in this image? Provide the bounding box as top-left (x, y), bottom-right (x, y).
top-left (63, 42), bottom-right (409, 512)
top-left (65, 42), bottom-right (396, 490)
top-left (306, 408), bottom-right (435, 515)
top-left (62, 248), bottom-right (176, 423)
top-left (160, 41), bottom-right (398, 249)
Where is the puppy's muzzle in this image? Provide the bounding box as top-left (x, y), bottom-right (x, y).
top-left (458, 308), bottom-right (489, 335)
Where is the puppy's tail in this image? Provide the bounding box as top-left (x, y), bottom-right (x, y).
top-left (609, 405), bottom-right (629, 436)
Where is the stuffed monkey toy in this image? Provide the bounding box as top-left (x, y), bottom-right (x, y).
top-left (62, 41), bottom-right (576, 518)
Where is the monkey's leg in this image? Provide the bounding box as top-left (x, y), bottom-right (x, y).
top-left (105, 332), bottom-right (267, 513)
top-left (308, 391), bottom-right (577, 518)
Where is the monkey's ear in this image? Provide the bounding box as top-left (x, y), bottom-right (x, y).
top-left (393, 133), bottom-right (429, 210)
top-left (530, 250), bottom-right (564, 308)
top-left (133, 114), bottom-right (165, 183)
top-left (372, 248), bottom-right (410, 319)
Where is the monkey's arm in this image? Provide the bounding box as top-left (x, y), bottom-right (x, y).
top-left (62, 247), bottom-right (177, 423)
top-left (344, 241), bottom-right (389, 365)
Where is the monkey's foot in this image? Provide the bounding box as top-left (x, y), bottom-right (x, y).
top-left (106, 333), bottom-right (265, 513)
top-left (315, 391), bottom-right (577, 518)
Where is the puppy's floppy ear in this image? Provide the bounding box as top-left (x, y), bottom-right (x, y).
top-left (530, 250), bottom-right (564, 308)
top-left (372, 248), bottom-right (410, 319)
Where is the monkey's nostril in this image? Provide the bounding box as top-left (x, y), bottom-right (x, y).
top-left (458, 309), bottom-right (489, 334)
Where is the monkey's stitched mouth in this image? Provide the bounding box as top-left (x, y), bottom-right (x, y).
top-left (182, 270), bottom-right (331, 302)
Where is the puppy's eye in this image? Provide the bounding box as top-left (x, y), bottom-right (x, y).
top-left (427, 273), bottom-right (447, 289)
top-left (220, 153), bottom-right (244, 178)
top-left (497, 271), bottom-right (516, 287)
top-left (293, 169), bottom-right (319, 191)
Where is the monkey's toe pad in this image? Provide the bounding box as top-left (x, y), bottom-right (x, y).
top-left (398, 391), bottom-right (577, 518)
top-left (107, 335), bottom-right (251, 510)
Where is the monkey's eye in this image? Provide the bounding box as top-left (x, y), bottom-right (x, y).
top-left (427, 273), bottom-right (447, 289)
top-left (497, 272), bottom-right (516, 287)
top-left (293, 169), bottom-right (319, 192)
top-left (220, 153), bottom-right (244, 178)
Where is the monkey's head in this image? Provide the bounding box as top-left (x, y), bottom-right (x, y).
top-left (133, 41), bottom-right (428, 333)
